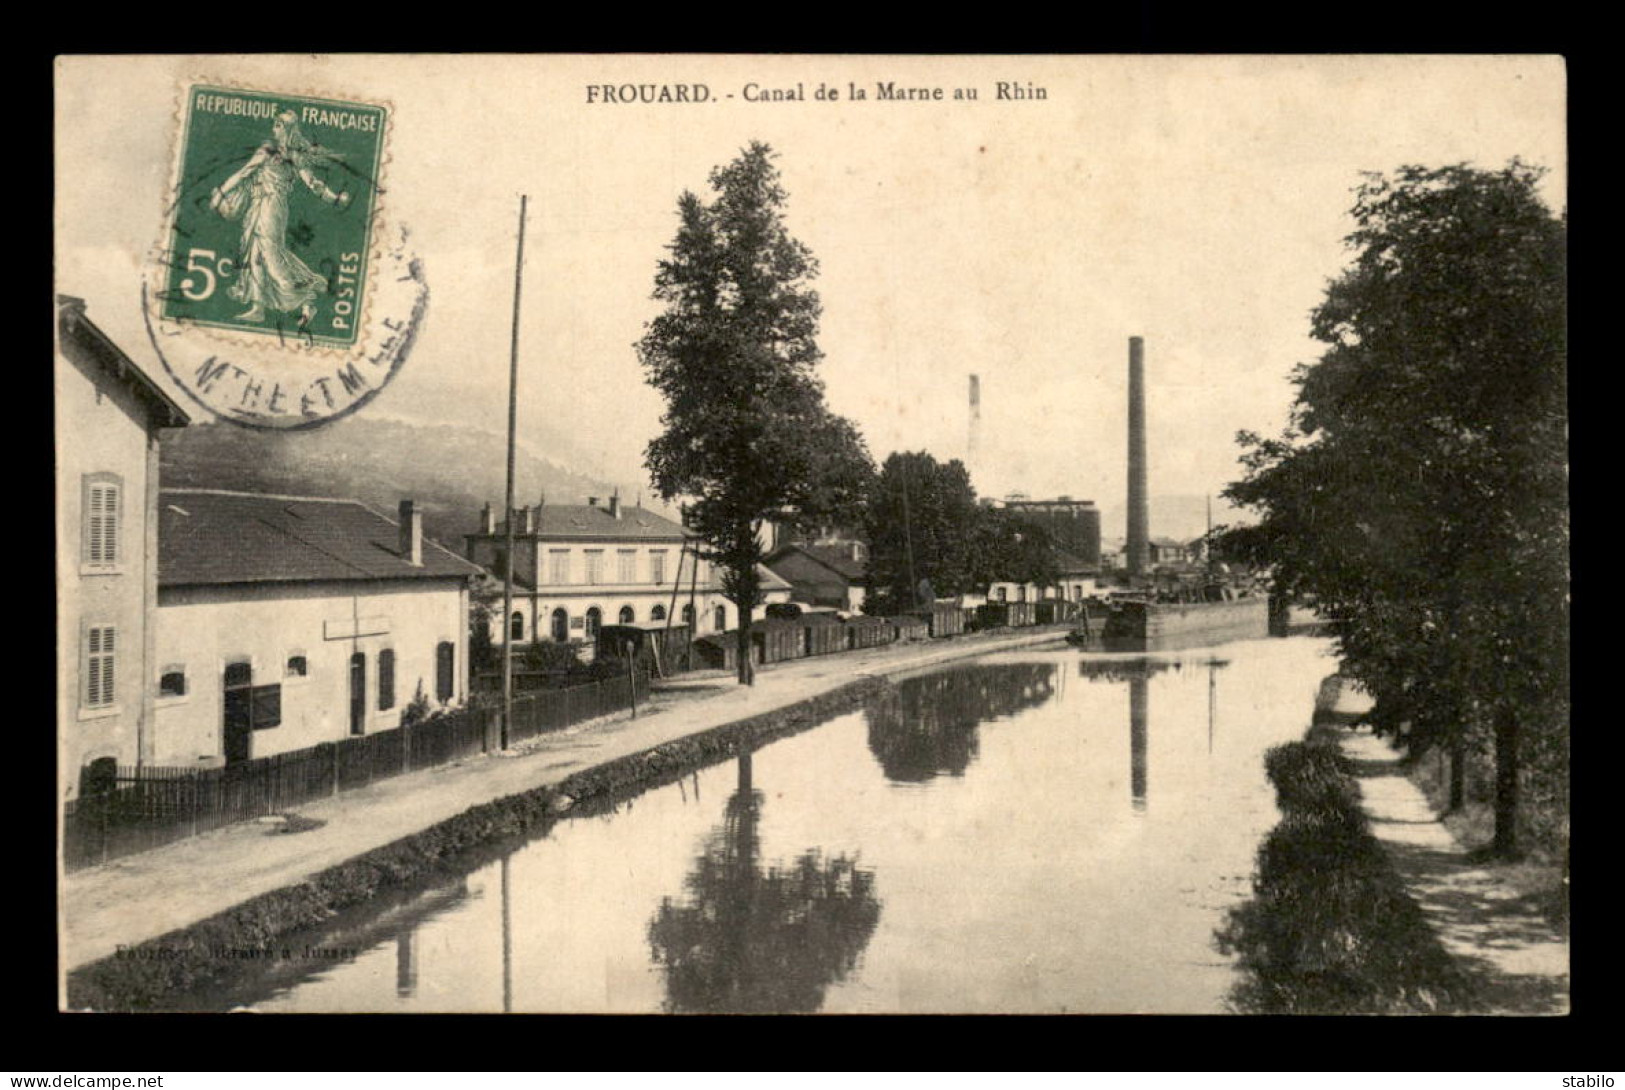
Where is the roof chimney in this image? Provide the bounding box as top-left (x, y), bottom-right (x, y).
top-left (518, 505), bottom-right (533, 534)
top-left (608, 491), bottom-right (621, 519)
top-left (480, 502), bottom-right (495, 534)
top-left (587, 496), bottom-right (598, 507)
top-left (399, 500), bottom-right (423, 566)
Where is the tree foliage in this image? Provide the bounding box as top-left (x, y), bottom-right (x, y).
top-left (639, 143), bottom-right (875, 683)
top-left (1221, 161), bottom-right (1566, 857)
top-left (862, 450), bottom-right (1062, 614)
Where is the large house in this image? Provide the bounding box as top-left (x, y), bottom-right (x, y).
top-left (763, 541), bottom-right (868, 613)
top-left (57, 296), bottom-right (192, 801)
top-left (152, 490), bottom-right (483, 766)
top-left (464, 495), bottom-right (790, 646)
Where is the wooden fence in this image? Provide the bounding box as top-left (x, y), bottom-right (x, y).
top-left (63, 672), bottom-right (647, 872)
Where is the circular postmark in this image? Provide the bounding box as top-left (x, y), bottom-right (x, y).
top-left (145, 83), bottom-right (426, 429)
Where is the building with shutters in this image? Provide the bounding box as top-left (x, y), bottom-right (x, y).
top-left (56, 296), bottom-right (192, 802)
top-left (463, 494), bottom-right (791, 648)
top-left (151, 489), bottom-right (483, 767)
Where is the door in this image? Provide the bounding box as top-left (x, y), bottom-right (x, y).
top-left (349, 652), bottom-right (366, 736)
top-left (223, 661), bottom-right (253, 764)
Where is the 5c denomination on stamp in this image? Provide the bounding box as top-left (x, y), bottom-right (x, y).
top-left (147, 83), bottom-right (426, 429)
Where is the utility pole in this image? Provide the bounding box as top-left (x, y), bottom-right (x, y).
top-left (500, 195), bottom-right (529, 752)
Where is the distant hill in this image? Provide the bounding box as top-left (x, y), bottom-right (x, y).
top-left (1101, 494), bottom-right (1254, 543)
top-left (159, 415), bottom-right (627, 554)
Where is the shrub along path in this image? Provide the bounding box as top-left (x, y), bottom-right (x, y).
top-left (1339, 728), bottom-right (1571, 1014)
top-left (60, 626), bottom-right (1066, 982)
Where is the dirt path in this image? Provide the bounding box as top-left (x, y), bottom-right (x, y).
top-left (60, 627), bottom-right (1067, 977)
top-left (1337, 727), bottom-right (1570, 1014)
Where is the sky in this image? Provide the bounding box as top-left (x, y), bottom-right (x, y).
top-left (55, 55), bottom-right (1566, 531)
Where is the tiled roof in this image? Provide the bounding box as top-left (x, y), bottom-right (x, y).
top-left (58, 295), bottom-right (191, 429)
top-left (767, 543), bottom-right (866, 582)
top-left (160, 489), bottom-right (485, 587)
top-left (478, 504), bottom-right (690, 542)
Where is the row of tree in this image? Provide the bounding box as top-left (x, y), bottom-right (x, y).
top-left (638, 142), bottom-right (1063, 685)
top-left (861, 451), bottom-right (1060, 616)
top-left (1219, 161), bottom-right (1567, 859)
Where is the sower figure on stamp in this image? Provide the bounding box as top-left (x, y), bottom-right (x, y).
top-left (210, 110), bottom-right (351, 329)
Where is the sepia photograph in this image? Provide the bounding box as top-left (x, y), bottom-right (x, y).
top-left (54, 53), bottom-right (1568, 1015)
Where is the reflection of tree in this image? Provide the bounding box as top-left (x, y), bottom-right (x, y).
top-left (647, 753), bottom-right (881, 1013)
top-left (865, 663), bottom-right (1056, 782)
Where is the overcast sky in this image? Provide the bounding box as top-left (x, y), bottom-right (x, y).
top-left (56, 54), bottom-right (1565, 526)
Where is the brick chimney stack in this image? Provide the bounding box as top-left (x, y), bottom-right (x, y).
top-left (1126, 336), bottom-right (1150, 578)
top-left (399, 500), bottom-right (423, 566)
top-left (480, 502), bottom-right (495, 534)
top-left (608, 491), bottom-right (621, 519)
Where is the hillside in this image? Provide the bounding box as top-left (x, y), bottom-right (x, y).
top-left (158, 415), bottom-right (625, 552)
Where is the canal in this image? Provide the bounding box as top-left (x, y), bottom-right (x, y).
top-left (189, 635), bottom-right (1337, 1013)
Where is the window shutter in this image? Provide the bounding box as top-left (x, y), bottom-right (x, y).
top-left (251, 684), bottom-right (282, 729)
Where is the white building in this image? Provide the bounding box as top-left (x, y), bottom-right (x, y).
top-left (56, 296), bottom-right (192, 800)
top-left (152, 490), bottom-right (482, 767)
top-left (464, 495), bottom-right (789, 646)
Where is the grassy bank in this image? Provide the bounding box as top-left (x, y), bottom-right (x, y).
top-left (1215, 724), bottom-right (1482, 1014)
top-left (66, 677), bottom-right (887, 1012)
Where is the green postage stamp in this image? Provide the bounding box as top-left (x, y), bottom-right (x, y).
top-left (159, 86), bottom-right (387, 348)
top-left (148, 82), bottom-right (425, 429)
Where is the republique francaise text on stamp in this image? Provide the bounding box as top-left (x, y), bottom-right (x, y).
top-left (146, 83), bottom-right (425, 429)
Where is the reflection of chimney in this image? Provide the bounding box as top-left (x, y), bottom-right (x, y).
top-left (399, 500), bottom-right (423, 566)
top-left (480, 502), bottom-right (495, 534)
top-left (1127, 336), bottom-right (1150, 578)
top-left (1130, 674), bottom-right (1148, 813)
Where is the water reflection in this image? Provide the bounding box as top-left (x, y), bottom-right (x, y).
top-left (1130, 676), bottom-right (1148, 812)
top-left (865, 663), bottom-right (1057, 783)
top-left (647, 750), bottom-right (882, 1013)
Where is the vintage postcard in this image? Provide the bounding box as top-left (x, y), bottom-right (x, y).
top-left (55, 54), bottom-right (1567, 1015)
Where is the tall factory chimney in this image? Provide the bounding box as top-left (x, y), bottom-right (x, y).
top-left (1126, 336), bottom-right (1150, 578)
top-left (968, 373), bottom-right (981, 457)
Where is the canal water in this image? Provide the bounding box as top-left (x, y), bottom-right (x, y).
top-left (195, 636), bottom-right (1337, 1013)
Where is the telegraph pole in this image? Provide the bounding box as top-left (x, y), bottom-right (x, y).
top-left (501, 195), bottom-right (529, 751)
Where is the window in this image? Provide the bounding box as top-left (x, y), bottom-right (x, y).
top-left (650, 604), bottom-right (666, 622)
top-left (548, 550), bottom-right (570, 585)
top-left (378, 649), bottom-right (396, 711)
top-left (84, 625), bottom-right (116, 708)
top-left (617, 550), bottom-right (636, 583)
top-left (286, 654), bottom-right (308, 678)
top-left (510, 611), bottom-right (524, 641)
top-left (682, 604), bottom-right (696, 628)
top-left (618, 605), bottom-right (635, 624)
top-left (436, 641), bottom-right (455, 703)
top-left (585, 607), bottom-right (602, 638)
top-left (551, 608), bottom-right (569, 642)
top-left (82, 474), bottom-right (122, 569)
top-left (996, 586), bottom-right (1008, 602)
top-left (650, 551), bottom-right (667, 585)
top-left (158, 667), bottom-right (186, 698)
top-left (584, 550), bottom-right (604, 585)
top-left (715, 605), bottom-right (727, 632)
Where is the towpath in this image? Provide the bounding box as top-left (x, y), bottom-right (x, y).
top-left (1324, 680), bottom-right (1570, 1014)
top-left (61, 626), bottom-right (1067, 976)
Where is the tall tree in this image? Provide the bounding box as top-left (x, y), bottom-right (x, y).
top-left (862, 451), bottom-right (982, 613)
top-left (1223, 161), bottom-right (1567, 858)
top-left (640, 142), bottom-right (874, 684)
